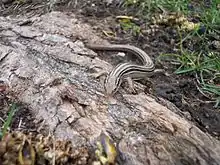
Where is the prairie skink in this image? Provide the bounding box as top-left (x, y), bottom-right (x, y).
top-left (86, 44), bottom-right (155, 95)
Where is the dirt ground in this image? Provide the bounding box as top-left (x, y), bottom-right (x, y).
top-left (0, 0), bottom-right (219, 140)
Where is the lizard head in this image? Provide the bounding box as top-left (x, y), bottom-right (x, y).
top-left (104, 76), bottom-right (120, 96)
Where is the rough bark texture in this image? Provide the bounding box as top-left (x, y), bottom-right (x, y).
top-left (0, 12), bottom-right (220, 165)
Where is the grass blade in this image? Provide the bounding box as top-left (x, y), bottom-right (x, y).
top-left (1, 103), bottom-right (17, 139)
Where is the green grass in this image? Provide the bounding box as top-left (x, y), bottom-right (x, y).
top-left (159, 45), bottom-right (220, 107)
top-left (122, 0), bottom-right (220, 107)
top-left (118, 18), bottom-right (141, 36)
top-left (0, 103), bottom-right (17, 140)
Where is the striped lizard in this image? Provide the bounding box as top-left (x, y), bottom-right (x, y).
top-left (86, 44), bottom-right (155, 95)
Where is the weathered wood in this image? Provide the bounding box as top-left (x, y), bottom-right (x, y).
top-left (0, 12), bottom-right (220, 165)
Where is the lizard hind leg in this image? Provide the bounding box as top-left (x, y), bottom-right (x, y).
top-left (124, 77), bottom-right (137, 94)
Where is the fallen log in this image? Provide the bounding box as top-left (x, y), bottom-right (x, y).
top-left (0, 12), bottom-right (219, 165)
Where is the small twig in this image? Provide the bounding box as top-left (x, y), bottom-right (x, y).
top-left (13, 3), bottom-right (20, 10)
top-left (0, 117), bottom-right (5, 123)
top-left (71, 0), bottom-right (78, 8)
top-left (18, 118), bottom-right (23, 130)
top-left (196, 98), bottom-right (216, 104)
top-left (23, 4), bottom-right (33, 9)
top-left (31, 4), bottom-right (47, 10)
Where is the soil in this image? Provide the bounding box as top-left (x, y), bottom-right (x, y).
top-left (0, 0), bottom-right (219, 139)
